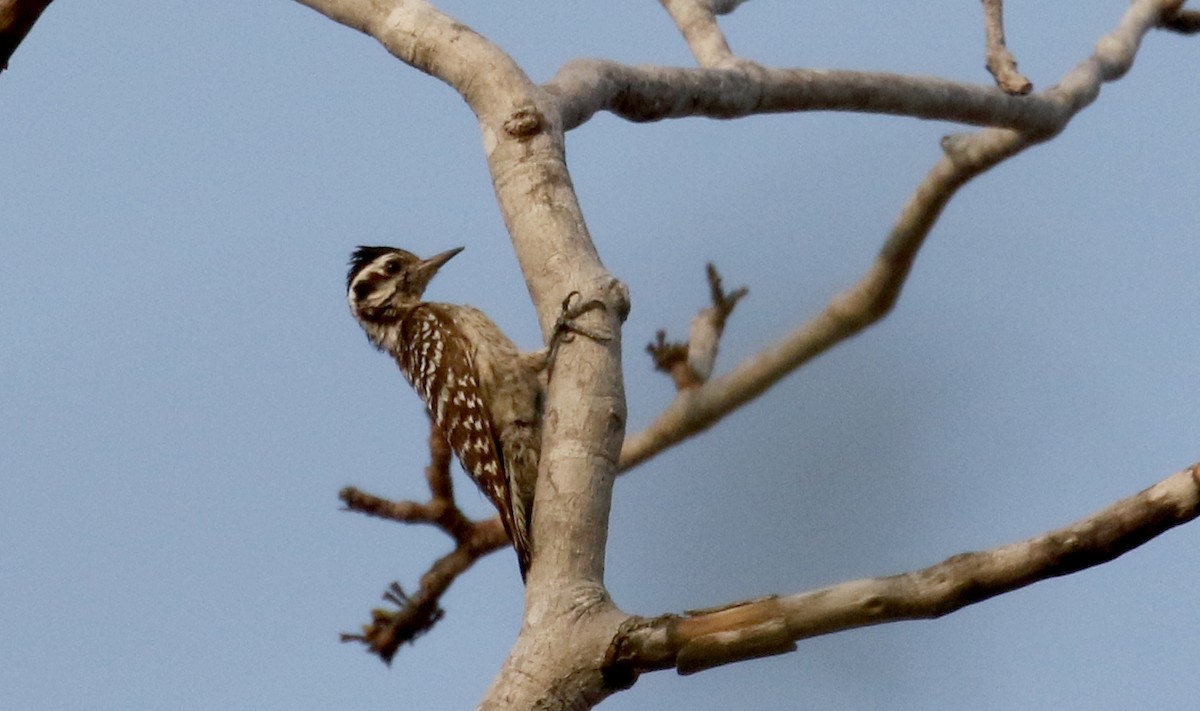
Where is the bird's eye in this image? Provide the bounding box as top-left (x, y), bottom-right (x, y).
top-left (384, 261), bottom-right (401, 275)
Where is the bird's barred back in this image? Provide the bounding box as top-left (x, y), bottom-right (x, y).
top-left (396, 305), bottom-right (530, 568)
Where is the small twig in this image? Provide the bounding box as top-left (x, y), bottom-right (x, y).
top-left (709, 0), bottom-right (747, 15)
top-left (705, 263), bottom-right (749, 332)
top-left (339, 486), bottom-right (437, 523)
top-left (341, 518), bottom-right (508, 664)
top-left (621, 129), bottom-right (1028, 472)
top-left (0, 0), bottom-right (55, 72)
top-left (647, 263), bottom-right (747, 390)
top-left (982, 0), bottom-right (1033, 95)
top-left (339, 582), bottom-right (444, 663)
top-left (659, 0), bottom-right (740, 68)
top-left (1161, 7), bottom-right (1200, 33)
top-left (341, 421), bottom-right (477, 542)
top-left (646, 330), bottom-right (694, 389)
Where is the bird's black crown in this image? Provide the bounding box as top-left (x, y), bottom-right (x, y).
top-left (347, 246), bottom-right (402, 290)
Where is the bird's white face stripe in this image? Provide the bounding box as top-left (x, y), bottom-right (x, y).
top-left (347, 255), bottom-right (393, 303)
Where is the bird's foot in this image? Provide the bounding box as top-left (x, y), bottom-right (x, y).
top-left (547, 291), bottom-right (611, 375)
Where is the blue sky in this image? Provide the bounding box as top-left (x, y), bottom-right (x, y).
top-left (2, 1), bottom-right (1197, 709)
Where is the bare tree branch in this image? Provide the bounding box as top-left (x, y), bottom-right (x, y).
top-left (341, 482), bottom-right (505, 551)
top-left (340, 519), bottom-right (508, 663)
top-left (647, 263), bottom-right (747, 390)
top-left (659, 0), bottom-right (740, 68)
top-left (422, 421), bottom-right (456, 501)
top-left (1162, 6), bottom-right (1200, 33)
top-left (710, 0), bottom-right (748, 15)
top-left (982, 0), bottom-right (1033, 95)
top-left (619, 128), bottom-right (1024, 472)
top-left (547, 62), bottom-right (1064, 133)
top-left (0, 0), bottom-right (53, 71)
top-left (618, 0), bottom-right (1180, 474)
top-left (550, 0), bottom-right (1188, 132)
top-left (605, 464), bottom-right (1200, 678)
top-left (339, 423), bottom-right (509, 661)
top-left (340, 424), bottom-right (477, 541)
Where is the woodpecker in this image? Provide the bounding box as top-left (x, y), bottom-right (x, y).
top-left (347, 246), bottom-right (589, 580)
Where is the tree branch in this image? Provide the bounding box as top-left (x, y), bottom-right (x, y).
top-left (340, 520), bottom-right (508, 664)
top-left (981, 0), bottom-right (1033, 95)
top-left (617, 0), bottom-right (1181, 474)
top-left (550, 0), bottom-right (1190, 132)
top-left (339, 423), bottom-right (509, 661)
top-left (659, 0), bottom-right (741, 68)
top-left (619, 127), bottom-right (1025, 472)
top-left (647, 263), bottom-right (747, 390)
top-left (1162, 6), bottom-right (1200, 33)
top-left (605, 464), bottom-right (1200, 677)
top-left (340, 423), bottom-right (478, 541)
top-left (0, 0), bottom-right (53, 71)
top-left (547, 61), bottom-right (1064, 133)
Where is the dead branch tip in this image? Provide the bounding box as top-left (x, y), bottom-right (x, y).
top-left (340, 582), bottom-right (445, 665)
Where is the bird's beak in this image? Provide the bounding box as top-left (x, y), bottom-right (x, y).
top-left (413, 246), bottom-right (464, 292)
top-left (424, 246), bottom-right (464, 272)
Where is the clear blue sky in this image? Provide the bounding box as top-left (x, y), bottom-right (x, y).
top-left (2, 2), bottom-right (1197, 709)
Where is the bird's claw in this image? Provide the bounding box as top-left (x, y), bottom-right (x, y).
top-left (547, 291), bottom-right (611, 377)
top-left (554, 291), bottom-right (610, 345)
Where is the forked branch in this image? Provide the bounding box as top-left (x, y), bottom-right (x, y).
top-left (620, 126), bottom-right (1028, 472)
top-left (618, 0), bottom-right (1182, 473)
top-left (647, 263), bottom-right (747, 390)
top-left (604, 464), bottom-right (1200, 678)
top-left (340, 424), bottom-right (509, 662)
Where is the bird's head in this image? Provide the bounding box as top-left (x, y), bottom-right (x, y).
top-left (346, 245), bottom-right (463, 324)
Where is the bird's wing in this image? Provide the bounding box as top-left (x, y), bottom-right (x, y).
top-left (399, 305), bottom-right (531, 578)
